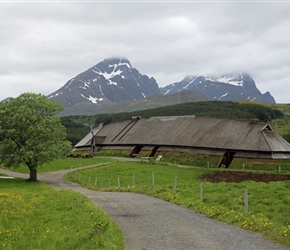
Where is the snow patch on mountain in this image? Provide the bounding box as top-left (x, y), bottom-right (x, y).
top-left (92, 68), bottom-right (122, 85)
top-left (218, 92), bottom-right (228, 100)
top-left (183, 76), bottom-right (198, 89)
top-left (203, 75), bottom-right (244, 87)
top-left (80, 94), bottom-right (104, 104)
top-left (79, 81), bottom-right (91, 90)
top-left (48, 92), bottom-right (62, 99)
top-left (65, 79), bottom-right (74, 89)
top-left (109, 61), bottom-right (132, 69)
top-left (216, 76), bottom-right (244, 86)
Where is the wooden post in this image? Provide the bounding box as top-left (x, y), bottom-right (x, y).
top-left (174, 175), bottom-right (178, 193)
top-left (200, 182), bottom-right (204, 202)
top-left (244, 189), bottom-right (249, 213)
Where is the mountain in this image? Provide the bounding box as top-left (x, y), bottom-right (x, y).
top-left (48, 57), bottom-right (160, 112)
top-left (45, 57), bottom-right (275, 116)
top-left (0, 97), bottom-right (12, 103)
top-left (160, 73), bottom-right (275, 103)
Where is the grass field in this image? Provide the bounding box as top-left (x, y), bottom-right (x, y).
top-left (2, 155), bottom-right (290, 248)
top-left (1, 157), bottom-right (116, 174)
top-left (65, 161), bottom-right (290, 248)
top-left (0, 176), bottom-right (124, 250)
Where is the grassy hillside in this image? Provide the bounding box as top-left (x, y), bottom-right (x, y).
top-left (60, 90), bottom-right (206, 116)
top-left (93, 90), bottom-right (206, 114)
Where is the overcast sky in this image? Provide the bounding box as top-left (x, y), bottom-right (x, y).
top-left (1, 1), bottom-right (289, 103)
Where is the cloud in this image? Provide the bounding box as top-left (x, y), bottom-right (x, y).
top-left (0, 2), bottom-right (289, 103)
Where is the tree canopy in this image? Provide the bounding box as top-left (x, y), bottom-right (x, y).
top-left (0, 93), bottom-right (71, 181)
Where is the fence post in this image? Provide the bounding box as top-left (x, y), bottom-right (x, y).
top-left (200, 182), bottom-right (204, 202)
top-left (174, 175), bottom-right (178, 193)
top-left (242, 163), bottom-right (245, 170)
top-left (244, 189), bottom-right (249, 213)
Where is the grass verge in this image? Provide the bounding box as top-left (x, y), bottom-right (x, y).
top-left (65, 161), bottom-right (290, 248)
top-left (0, 177), bottom-right (124, 250)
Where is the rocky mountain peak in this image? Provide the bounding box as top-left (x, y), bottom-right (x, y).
top-left (48, 57), bottom-right (160, 110)
top-left (160, 73), bottom-right (275, 103)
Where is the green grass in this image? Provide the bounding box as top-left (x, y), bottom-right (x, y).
top-left (2, 157), bottom-right (116, 174)
top-left (65, 161), bottom-right (290, 248)
top-left (0, 178), bottom-right (124, 250)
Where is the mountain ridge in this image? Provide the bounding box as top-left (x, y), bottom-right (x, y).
top-left (160, 73), bottom-right (275, 103)
top-left (1, 58), bottom-right (276, 116)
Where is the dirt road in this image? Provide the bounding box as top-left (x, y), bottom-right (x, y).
top-left (0, 166), bottom-right (287, 250)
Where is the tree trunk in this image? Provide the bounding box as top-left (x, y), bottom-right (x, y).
top-left (29, 167), bottom-right (37, 182)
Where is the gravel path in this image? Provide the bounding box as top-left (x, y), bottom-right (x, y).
top-left (0, 166), bottom-right (287, 250)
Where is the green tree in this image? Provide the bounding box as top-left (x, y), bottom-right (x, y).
top-left (0, 93), bottom-right (71, 181)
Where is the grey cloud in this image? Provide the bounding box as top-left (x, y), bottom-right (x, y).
top-left (0, 2), bottom-right (289, 103)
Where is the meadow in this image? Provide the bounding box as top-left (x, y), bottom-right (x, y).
top-left (4, 157), bottom-right (116, 174)
top-left (0, 176), bottom-right (124, 250)
top-left (1, 154), bottom-right (290, 249)
top-left (65, 160), bottom-right (290, 248)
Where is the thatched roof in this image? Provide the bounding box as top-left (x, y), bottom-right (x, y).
top-left (75, 116), bottom-right (290, 159)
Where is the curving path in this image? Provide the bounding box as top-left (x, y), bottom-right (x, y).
top-left (0, 165), bottom-right (287, 250)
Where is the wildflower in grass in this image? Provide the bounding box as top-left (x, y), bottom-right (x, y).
top-left (282, 224), bottom-right (290, 237)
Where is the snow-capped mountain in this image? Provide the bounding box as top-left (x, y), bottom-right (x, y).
top-left (160, 73), bottom-right (275, 103)
top-left (48, 57), bottom-right (160, 108)
top-left (45, 58), bottom-right (276, 116)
